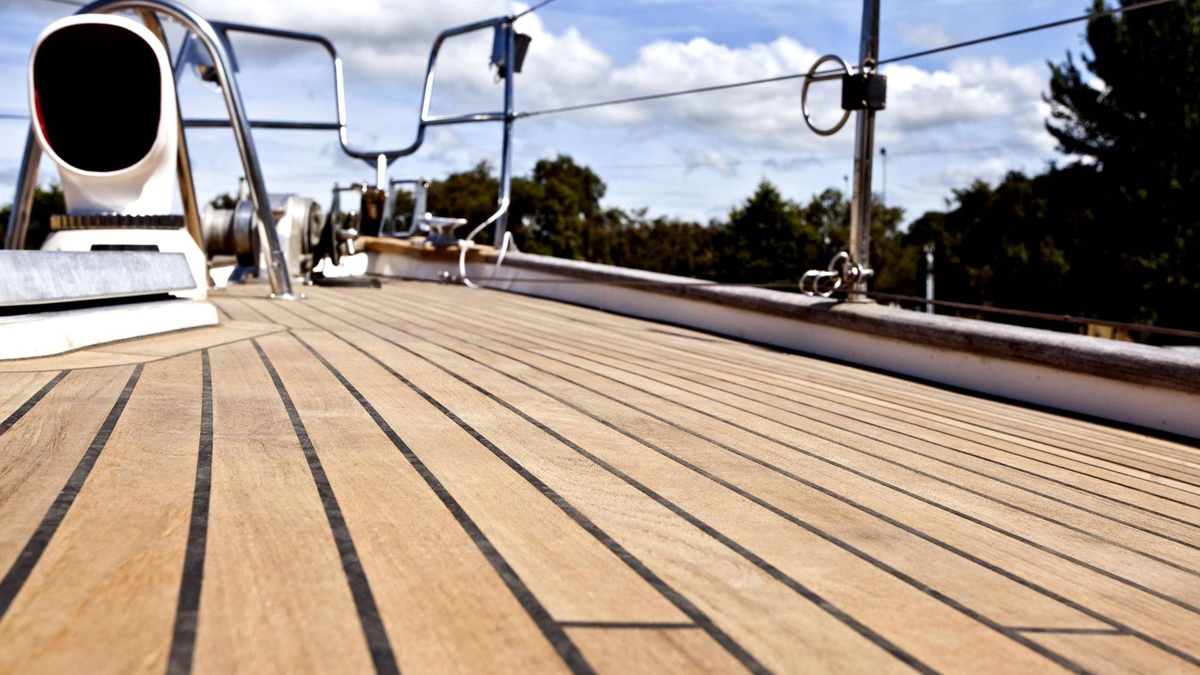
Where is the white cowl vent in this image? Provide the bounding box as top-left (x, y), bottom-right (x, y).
top-left (29, 15), bottom-right (179, 215)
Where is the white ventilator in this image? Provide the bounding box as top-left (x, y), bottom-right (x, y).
top-left (29, 14), bottom-right (179, 214)
top-left (28, 14), bottom-right (207, 296)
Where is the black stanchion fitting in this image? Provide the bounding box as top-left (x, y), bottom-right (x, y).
top-left (841, 72), bottom-right (887, 111)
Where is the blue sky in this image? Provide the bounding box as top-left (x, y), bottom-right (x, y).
top-left (1, 0), bottom-right (1100, 226)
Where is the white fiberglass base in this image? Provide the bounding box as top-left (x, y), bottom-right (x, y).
top-left (0, 298), bottom-right (218, 360)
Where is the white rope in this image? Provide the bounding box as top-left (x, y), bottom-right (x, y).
top-left (457, 208), bottom-right (514, 289)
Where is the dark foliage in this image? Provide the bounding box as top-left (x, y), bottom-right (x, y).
top-left (0, 183), bottom-right (65, 250)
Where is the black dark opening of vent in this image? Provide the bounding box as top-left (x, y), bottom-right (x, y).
top-left (33, 23), bottom-right (163, 173)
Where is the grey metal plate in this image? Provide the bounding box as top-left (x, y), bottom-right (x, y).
top-left (0, 250), bottom-right (197, 306)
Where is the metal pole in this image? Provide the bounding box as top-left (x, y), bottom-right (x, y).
top-left (376, 154), bottom-right (388, 189)
top-left (78, 0), bottom-right (297, 299)
top-left (4, 130), bottom-right (41, 250)
top-left (924, 244), bottom-right (935, 314)
top-left (880, 146), bottom-right (887, 206)
top-left (139, 10), bottom-right (204, 252)
top-left (848, 0), bottom-right (881, 300)
top-left (494, 20), bottom-right (516, 244)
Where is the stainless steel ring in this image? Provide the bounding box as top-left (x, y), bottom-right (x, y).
top-left (801, 54), bottom-right (852, 137)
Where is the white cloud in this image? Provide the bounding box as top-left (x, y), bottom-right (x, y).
top-left (173, 0), bottom-right (1055, 159)
top-left (680, 147), bottom-right (739, 175)
top-left (901, 23), bottom-right (954, 49)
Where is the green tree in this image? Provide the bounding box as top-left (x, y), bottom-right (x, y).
top-left (513, 155), bottom-right (606, 259)
top-left (716, 180), bottom-right (819, 284)
top-left (1045, 0), bottom-right (1199, 328)
top-left (0, 183), bottom-right (66, 250)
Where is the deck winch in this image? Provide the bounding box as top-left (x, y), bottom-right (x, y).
top-left (200, 182), bottom-right (325, 281)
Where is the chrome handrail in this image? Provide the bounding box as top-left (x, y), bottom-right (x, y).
top-left (181, 16), bottom-right (521, 243)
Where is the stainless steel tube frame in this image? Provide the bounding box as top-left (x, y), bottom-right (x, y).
top-left (181, 16), bottom-right (519, 244)
top-left (4, 131), bottom-right (41, 251)
top-left (64, 0), bottom-right (296, 298)
top-left (848, 0), bottom-right (881, 299)
top-left (139, 10), bottom-right (204, 253)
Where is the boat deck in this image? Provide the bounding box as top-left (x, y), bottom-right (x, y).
top-left (1, 281), bottom-right (1198, 674)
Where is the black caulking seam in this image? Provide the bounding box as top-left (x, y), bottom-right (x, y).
top-left (1011, 627), bottom-right (1126, 635)
top-left (0, 370), bottom-right (69, 437)
top-left (374, 291), bottom-right (1200, 615)
top-left (252, 339), bottom-right (400, 675)
top-left (233, 297), bottom-right (277, 324)
top-left (0, 364), bottom-right (142, 619)
top-left (321, 291), bottom-right (1200, 670)
top-left (286, 331), bottom-right (594, 675)
top-left (276, 303), bottom-right (767, 675)
top-left (165, 350), bottom-right (214, 675)
top-left (381, 289), bottom-right (1200, 527)
top-left (480, 331), bottom-right (1200, 575)
top-left (305, 299), bottom-right (922, 675)
top-left (334, 296), bottom-right (1087, 675)
top-left (462, 291), bottom-right (1200, 494)
top-left (558, 621), bottom-right (700, 629)
top-left (210, 299), bottom-right (234, 321)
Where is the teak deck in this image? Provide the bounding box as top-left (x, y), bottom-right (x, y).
top-left (1, 281), bottom-right (1199, 674)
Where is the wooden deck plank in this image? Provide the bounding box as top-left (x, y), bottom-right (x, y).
top-left (566, 627), bottom-right (749, 675)
top-left (192, 340), bottom-right (376, 675)
top-left (309, 310), bottom-right (914, 675)
top-left (352, 288), bottom-right (1200, 530)
top-left (547, 340), bottom-right (1200, 552)
top-left (2, 281), bottom-right (1198, 672)
top-left (463, 286), bottom-right (1200, 492)
top-left (208, 295), bottom-right (264, 323)
top-left (395, 342), bottom-right (1083, 674)
top-left (0, 367), bottom-right (133, 579)
top-left (1027, 633), bottom-right (1200, 675)
top-left (276, 310), bottom-right (694, 627)
top-left (594, 353), bottom-right (1200, 542)
top-left (0, 350), bottom-right (154, 372)
top-left (337, 290), bottom-right (1200, 663)
top-left (0, 354), bottom-right (200, 674)
top-left (393, 290), bottom-right (1200, 550)
top-left (483, 351), bottom-right (1200, 642)
top-left (0, 371), bottom-right (58, 423)
top-left (0, 321), bottom-right (284, 373)
top-left (255, 328), bottom-right (602, 672)
top-left (476, 328), bottom-right (1200, 572)
top-left (317, 295), bottom-right (1108, 629)
top-left (419, 286), bottom-right (1200, 501)
top-left (97, 322), bottom-right (285, 358)
top-left (476, 285), bottom-right (1198, 463)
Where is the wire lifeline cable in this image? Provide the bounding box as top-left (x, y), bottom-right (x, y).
top-left (513, 0), bottom-right (563, 21)
top-left (592, 142), bottom-right (1053, 172)
top-left (515, 0), bottom-right (1178, 119)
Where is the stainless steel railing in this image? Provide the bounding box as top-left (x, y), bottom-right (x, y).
top-left (180, 15), bottom-right (523, 244)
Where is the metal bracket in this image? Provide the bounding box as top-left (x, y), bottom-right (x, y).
top-left (799, 251), bottom-right (874, 298)
top-left (841, 71), bottom-right (887, 111)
